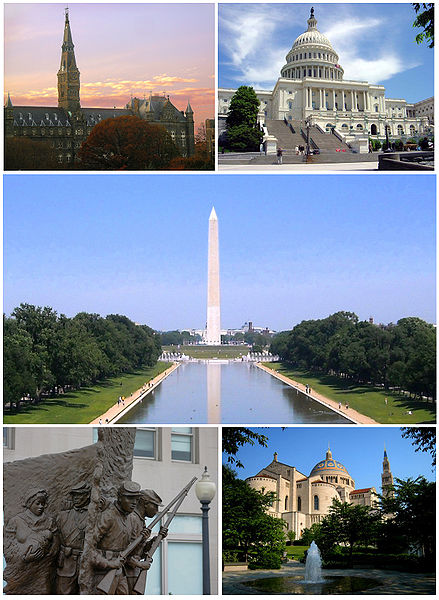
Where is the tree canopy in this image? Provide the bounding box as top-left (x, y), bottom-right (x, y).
top-left (223, 428), bottom-right (268, 468)
top-left (270, 312), bottom-right (436, 399)
top-left (77, 116), bottom-right (180, 170)
top-left (413, 3), bottom-right (434, 47)
top-left (224, 86), bottom-right (263, 152)
top-left (401, 427), bottom-right (436, 465)
top-left (4, 304), bottom-right (161, 409)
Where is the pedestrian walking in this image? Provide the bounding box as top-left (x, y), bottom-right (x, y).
top-left (295, 145), bottom-right (299, 155)
top-left (338, 402), bottom-right (341, 409)
top-left (277, 147), bottom-right (283, 165)
top-left (384, 397), bottom-right (388, 405)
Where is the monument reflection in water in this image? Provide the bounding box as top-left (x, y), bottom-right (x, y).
top-left (304, 541), bottom-right (324, 583)
top-left (118, 362), bottom-right (351, 424)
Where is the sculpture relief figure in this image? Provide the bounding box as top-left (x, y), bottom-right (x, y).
top-left (126, 489), bottom-right (168, 593)
top-left (56, 481), bottom-right (91, 594)
top-left (92, 481), bottom-right (146, 595)
top-left (4, 488), bottom-right (59, 595)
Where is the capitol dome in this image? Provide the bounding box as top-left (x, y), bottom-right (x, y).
top-left (280, 8), bottom-right (344, 81)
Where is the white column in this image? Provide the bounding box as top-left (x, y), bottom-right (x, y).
top-left (350, 90), bottom-right (355, 111)
top-left (322, 88), bottom-right (327, 110)
top-left (332, 89), bottom-right (336, 111)
top-left (303, 87), bottom-right (307, 109)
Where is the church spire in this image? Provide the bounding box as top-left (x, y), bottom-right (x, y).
top-left (381, 446), bottom-right (394, 499)
top-left (58, 7), bottom-right (81, 112)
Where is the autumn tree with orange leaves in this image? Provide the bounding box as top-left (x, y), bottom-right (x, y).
top-left (77, 115), bottom-right (180, 170)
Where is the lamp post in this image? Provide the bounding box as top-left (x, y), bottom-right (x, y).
top-left (195, 466), bottom-right (216, 595)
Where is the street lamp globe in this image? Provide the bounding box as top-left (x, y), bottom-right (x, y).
top-left (195, 466), bottom-right (216, 503)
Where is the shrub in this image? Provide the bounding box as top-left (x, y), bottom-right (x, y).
top-left (249, 548), bottom-right (283, 570)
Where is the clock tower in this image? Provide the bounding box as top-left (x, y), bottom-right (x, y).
top-left (57, 8), bottom-right (80, 112)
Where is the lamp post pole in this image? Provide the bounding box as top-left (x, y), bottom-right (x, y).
top-left (195, 466), bottom-right (216, 595)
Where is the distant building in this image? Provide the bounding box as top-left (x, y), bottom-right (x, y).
top-left (5, 9), bottom-right (195, 166)
top-left (3, 426), bottom-right (218, 594)
top-left (246, 446), bottom-right (392, 538)
top-left (205, 118), bottom-right (215, 157)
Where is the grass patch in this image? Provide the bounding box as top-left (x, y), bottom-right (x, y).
top-left (4, 363), bottom-right (171, 425)
top-left (265, 363), bottom-right (436, 424)
top-left (163, 345), bottom-right (248, 359)
top-left (286, 545), bottom-right (308, 561)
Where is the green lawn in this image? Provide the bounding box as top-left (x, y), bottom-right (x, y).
top-left (4, 363), bottom-right (171, 425)
top-left (286, 545), bottom-right (308, 561)
top-left (265, 363), bottom-right (436, 424)
top-left (163, 345), bottom-right (248, 359)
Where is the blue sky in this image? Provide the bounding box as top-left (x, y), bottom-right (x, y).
top-left (223, 427), bottom-right (436, 491)
top-left (219, 3), bottom-right (434, 102)
top-left (3, 174), bottom-right (435, 331)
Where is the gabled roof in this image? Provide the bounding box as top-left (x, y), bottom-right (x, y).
top-left (350, 488), bottom-right (373, 494)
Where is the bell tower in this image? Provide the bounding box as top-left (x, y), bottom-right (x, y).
top-left (57, 8), bottom-right (80, 112)
top-left (381, 447), bottom-right (394, 499)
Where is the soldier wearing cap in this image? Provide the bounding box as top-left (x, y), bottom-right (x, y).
top-left (126, 489), bottom-right (168, 593)
top-left (92, 481), bottom-right (143, 595)
top-left (56, 481), bottom-right (91, 595)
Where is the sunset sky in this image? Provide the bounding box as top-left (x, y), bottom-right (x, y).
top-left (4, 3), bottom-right (214, 128)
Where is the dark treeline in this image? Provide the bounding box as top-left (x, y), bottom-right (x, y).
top-left (270, 311), bottom-right (436, 399)
top-left (4, 303), bottom-right (161, 408)
top-left (160, 330), bottom-right (202, 345)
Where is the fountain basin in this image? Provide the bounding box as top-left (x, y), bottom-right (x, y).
top-left (240, 574), bottom-right (382, 594)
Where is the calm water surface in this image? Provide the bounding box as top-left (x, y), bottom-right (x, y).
top-left (118, 362), bottom-right (350, 424)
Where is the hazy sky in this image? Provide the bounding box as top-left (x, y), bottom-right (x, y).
top-left (223, 427), bottom-right (435, 492)
top-left (4, 3), bottom-right (214, 127)
top-left (4, 174), bottom-right (435, 331)
top-left (219, 3), bottom-right (434, 102)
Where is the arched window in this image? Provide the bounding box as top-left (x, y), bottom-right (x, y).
top-left (397, 124), bottom-right (404, 134)
top-left (314, 495), bottom-right (319, 510)
top-left (285, 495), bottom-right (289, 510)
top-left (341, 123), bottom-right (348, 130)
top-left (356, 124), bottom-right (363, 130)
top-left (297, 496), bottom-right (302, 511)
top-left (371, 124), bottom-right (377, 135)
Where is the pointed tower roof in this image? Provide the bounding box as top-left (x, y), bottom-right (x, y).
top-left (186, 100), bottom-right (193, 114)
top-left (63, 8), bottom-right (73, 46)
top-left (5, 92), bottom-right (13, 108)
top-left (326, 444), bottom-right (332, 460)
top-left (209, 207), bottom-right (218, 221)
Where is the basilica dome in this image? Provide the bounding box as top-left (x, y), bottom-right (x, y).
top-left (309, 447), bottom-right (351, 479)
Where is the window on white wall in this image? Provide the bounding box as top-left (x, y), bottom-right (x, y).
top-left (171, 428), bottom-right (193, 461)
top-left (134, 428), bottom-right (157, 458)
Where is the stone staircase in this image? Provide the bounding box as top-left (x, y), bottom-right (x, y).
top-left (265, 119), bottom-right (305, 150)
top-left (308, 126), bottom-right (352, 152)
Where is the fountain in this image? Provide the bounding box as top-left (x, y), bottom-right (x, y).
top-left (304, 541), bottom-right (324, 583)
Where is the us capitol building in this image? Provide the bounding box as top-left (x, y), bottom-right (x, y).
top-left (246, 446), bottom-right (394, 539)
top-left (4, 9), bottom-right (195, 164)
top-left (219, 8), bottom-right (433, 152)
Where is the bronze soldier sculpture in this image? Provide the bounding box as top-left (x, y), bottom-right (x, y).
top-left (91, 481), bottom-right (146, 594)
top-left (126, 489), bottom-right (168, 593)
top-left (56, 481), bottom-right (91, 594)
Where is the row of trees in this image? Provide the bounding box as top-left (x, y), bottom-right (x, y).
top-left (270, 312), bottom-right (436, 399)
top-left (4, 304), bottom-right (161, 408)
top-left (160, 330), bottom-right (202, 345)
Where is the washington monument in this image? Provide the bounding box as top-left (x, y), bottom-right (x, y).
top-left (205, 207), bottom-right (221, 345)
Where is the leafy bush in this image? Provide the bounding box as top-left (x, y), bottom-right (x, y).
top-left (249, 548), bottom-right (283, 570)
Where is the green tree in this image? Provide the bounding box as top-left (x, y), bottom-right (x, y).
top-left (223, 465), bottom-right (286, 568)
top-left (225, 86), bottom-right (263, 151)
top-left (380, 477), bottom-right (435, 559)
top-left (321, 499), bottom-right (380, 567)
top-left (400, 427), bottom-right (436, 466)
top-left (223, 428), bottom-right (268, 468)
top-left (413, 3), bottom-right (434, 47)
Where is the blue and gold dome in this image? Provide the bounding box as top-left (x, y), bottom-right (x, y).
top-left (309, 447), bottom-right (351, 478)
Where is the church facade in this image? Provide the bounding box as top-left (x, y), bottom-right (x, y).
top-left (219, 9), bottom-right (433, 149)
top-left (5, 9), bottom-right (195, 165)
top-left (246, 447), bottom-right (393, 539)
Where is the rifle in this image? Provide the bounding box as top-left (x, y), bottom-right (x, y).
top-left (96, 477), bottom-right (197, 595)
top-left (133, 476), bottom-right (197, 594)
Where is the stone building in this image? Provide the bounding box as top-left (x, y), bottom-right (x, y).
top-left (4, 9), bottom-right (195, 166)
top-left (219, 8), bottom-right (433, 153)
top-left (3, 426), bottom-right (218, 595)
top-left (246, 446), bottom-right (392, 539)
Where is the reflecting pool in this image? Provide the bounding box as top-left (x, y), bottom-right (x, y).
top-left (118, 362), bottom-right (351, 424)
top-left (240, 574), bottom-right (382, 594)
